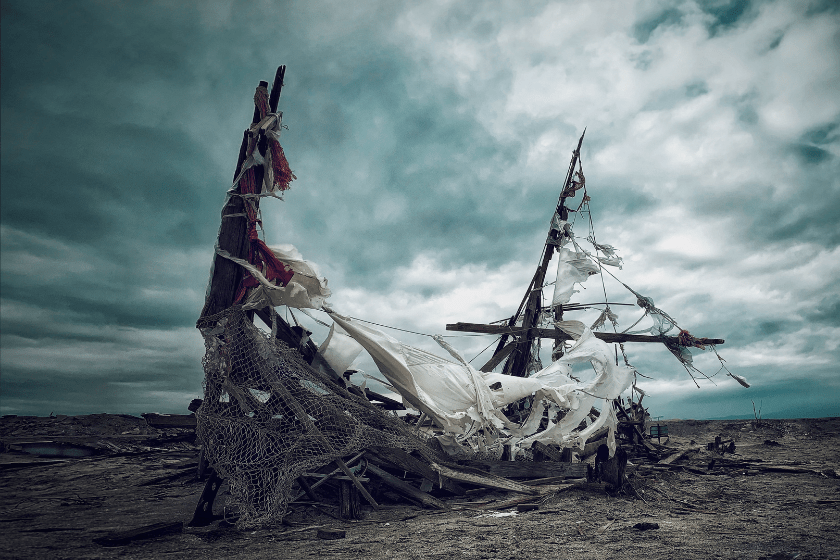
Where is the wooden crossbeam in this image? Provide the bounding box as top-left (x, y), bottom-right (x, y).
top-left (446, 322), bottom-right (724, 345)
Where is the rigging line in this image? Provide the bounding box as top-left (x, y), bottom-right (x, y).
top-left (595, 262), bottom-right (683, 331)
top-left (621, 310), bottom-right (650, 334)
top-left (344, 316), bottom-right (484, 338)
top-left (468, 336), bottom-right (502, 364)
top-left (582, 196), bottom-right (615, 333)
top-left (288, 307), bottom-right (300, 328)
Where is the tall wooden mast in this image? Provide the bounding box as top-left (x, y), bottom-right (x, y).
top-left (494, 130), bottom-right (585, 378)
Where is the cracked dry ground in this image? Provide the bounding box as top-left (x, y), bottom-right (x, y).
top-left (1, 417), bottom-right (838, 560)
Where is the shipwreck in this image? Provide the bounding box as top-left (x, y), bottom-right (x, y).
top-left (191, 65), bottom-right (747, 528)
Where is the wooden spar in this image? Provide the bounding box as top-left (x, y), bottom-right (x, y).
top-left (199, 66), bottom-right (287, 321)
top-left (551, 130), bottom-right (586, 352)
top-left (198, 79), bottom-right (270, 320)
top-left (196, 66), bottom-right (326, 369)
top-left (445, 322), bottom-right (724, 345)
top-left (479, 341), bottom-right (516, 372)
top-left (494, 130), bottom-right (586, 377)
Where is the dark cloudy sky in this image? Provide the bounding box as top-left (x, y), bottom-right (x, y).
top-left (2, 0), bottom-right (838, 420)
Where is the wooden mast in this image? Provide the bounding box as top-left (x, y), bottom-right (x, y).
top-left (196, 66), bottom-right (332, 370)
top-left (494, 131), bottom-right (585, 378)
top-left (451, 131), bottom-right (725, 375)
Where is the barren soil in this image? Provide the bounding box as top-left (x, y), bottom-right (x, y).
top-left (1, 415), bottom-right (838, 560)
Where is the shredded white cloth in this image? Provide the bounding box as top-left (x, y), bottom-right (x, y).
top-left (318, 321), bottom-right (363, 377)
top-left (326, 311), bottom-right (634, 457)
top-left (217, 244), bottom-right (330, 310)
top-left (552, 247), bottom-right (600, 306)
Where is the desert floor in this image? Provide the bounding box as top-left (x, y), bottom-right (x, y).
top-left (1, 414), bottom-right (838, 560)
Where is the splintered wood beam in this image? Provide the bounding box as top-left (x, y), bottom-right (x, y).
top-left (479, 341), bottom-right (516, 372)
top-left (445, 322), bottom-right (724, 345)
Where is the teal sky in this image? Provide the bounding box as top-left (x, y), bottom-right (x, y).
top-left (2, 0), bottom-right (838, 420)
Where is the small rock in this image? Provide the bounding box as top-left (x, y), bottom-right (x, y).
top-left (633, 522), bottom-right (659, 531)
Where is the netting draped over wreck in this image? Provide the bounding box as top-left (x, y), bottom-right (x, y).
top-left (196, 306), bottom-right (440, 527)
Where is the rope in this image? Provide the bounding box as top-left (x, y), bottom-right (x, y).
top-left (344, 316), bottom-right (486, 338)
top-left (468, 336), bottom-right (503, 364)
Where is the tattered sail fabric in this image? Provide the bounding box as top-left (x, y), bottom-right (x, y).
top-left (318, 321), bottom-right (363, 377)
top-left (547, 216), bottom-right (573, 246)
top-left (326, 311), bottom-right (507, 434)
top-left (515, 324), bottom-right (636, 456)
top-left (586, 236), bottom-right (624, 269)
top-left (326, 311), bottom-right (635, 457)
top-left (224, 85), bottom-right (298, 306)
top-left (627, 309), bottom-right (674, 336)
top-left (551, 247), bottom-right (600, 306)
top-left (237, 244), bottom-right (331, 310)
top-left (590, 306), bottom-right (618, 331)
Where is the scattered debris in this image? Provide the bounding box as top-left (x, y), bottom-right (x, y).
top-left (93, 521), bottom-right (183, 547)
top-left (707, 436), bottom-right (736, 454)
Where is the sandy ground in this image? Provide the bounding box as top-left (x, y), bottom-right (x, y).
top-left (1, 415), bottom-right (838, 560)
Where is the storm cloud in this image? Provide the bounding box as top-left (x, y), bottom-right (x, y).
top-left (2, 0), bottom-right (838, 419)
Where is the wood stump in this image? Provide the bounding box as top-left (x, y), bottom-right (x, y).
top-left (338, 478), bottom-right (361, 519)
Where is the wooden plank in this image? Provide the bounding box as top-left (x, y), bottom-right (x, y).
top-left (477, 484), bottom-right (576, 510)
top-left (291, 451), bottom-right (366, 502)
top-left (445, 323), bottom-right (724, 345)
top-left (366, 463), bottom-right (448, 510)
top-left (524, 476), bottom-right (587, 486)
top-left (430, 463), bottom-right (538, 495)
top-left (367, 447), bottom-right (466, 495)
top-left (479, 341), bottom-right (516, 372)
top-left (531, 441), bottom-right (566, 462)
top-left (658, 447), bottom-right (699, 465)
top-left (363, 389), bottom-right (405, 410)
top-left (614, 400), bottom-right (659, 452)
top-left (460, 460), bottom-right (588, 480)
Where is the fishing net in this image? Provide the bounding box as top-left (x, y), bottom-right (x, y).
top-left (195, 305), bottom-right (440, 528)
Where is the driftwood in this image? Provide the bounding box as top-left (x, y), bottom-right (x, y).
top-left (658, 446), bottom-right (700, 465)
top-left (460, 460), bottom-right (587, 480)
top-left (477, 483), bottom-right (577, 510)
top-left (367, 447), bottom-right (466, 495)
top-left (431, 463), bottom-right (538, 494)
top-left (94, 522), bottom-right (183, 547)
top-left (365, 463), bottom-right (447, 510)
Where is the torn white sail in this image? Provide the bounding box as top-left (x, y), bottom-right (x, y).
top-left (236, 244), bottom-right (331, 310)
top-left (326, 310), bottom-right (634, 457)
top-left (552, 247), bottom-right (600, 306)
